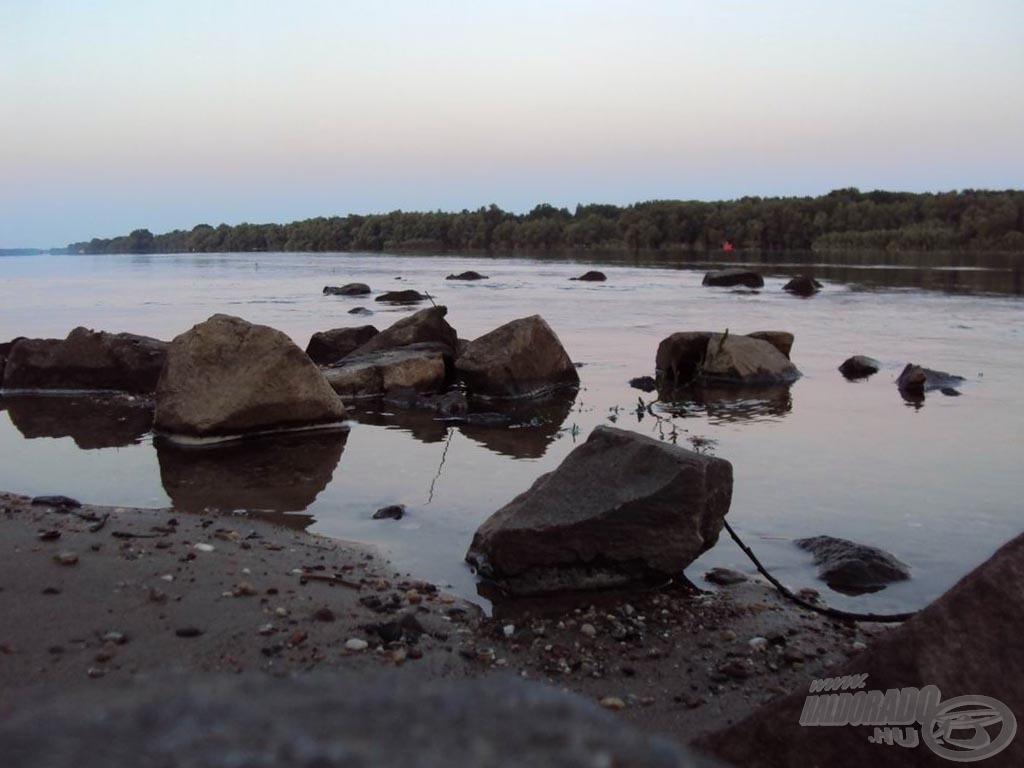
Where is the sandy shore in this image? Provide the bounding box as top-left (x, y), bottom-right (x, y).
top-left (0, 491), bottom-right (890, 745)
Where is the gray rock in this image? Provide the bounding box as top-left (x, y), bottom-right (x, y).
top-left (349, 306), bottom-right (457, 358)
top-left (782, 275), bottom-right (822, 296)
top-left (0, 673), bottom-right (711, 768)
top-left (745, 331), bottom-right (794, 359)
top-left (456, 315), bottom-right (579, 399)
top-left (466, 425), bottom-right (733, 594)
top-left (154, 314), bottom-right (346, 439)
top-left (897, 363), bottom-right (965, 396)
top-left (702, 269), bottom-right (764, 288)
top-left (323, 283), bottom-right (370, 296)
top-left (375, 290), bottom-right (429, 304)
top-left (2, 329), bottom-right (167, 394)
top-left (305, 325), bottom-right (379, 365)
top-left (838, 355), bottom-right (880, 379)
top-left (796, 535), bottom-right (910, 594)
top-left (323, 345), bottom-right (447, 399)
top-left (570, 270), bottom-right (607, 282)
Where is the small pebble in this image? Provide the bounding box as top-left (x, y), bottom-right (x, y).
top-left (599, 696), bottom-right (626, 711)
top-left (345, 638), bottom-right (369, 652)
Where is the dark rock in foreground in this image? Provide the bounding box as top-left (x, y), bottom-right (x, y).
top-left (446, 271), bottom-right (488, 281)
top-left (349, 306), bottom-right (457, 359)
top-left (656, 332), bottom-right (800, 388)
top-left (0, 673), bottom-right (708, 768)
top-left (456, 315), bottom-right (579, 399)
top-left (2, 328), bottom-right (167, 394)
top-left (466, 425), bottom-right (733, 594)
top-left (154, 314), bottom-right (346, 439)
top-left (323, 345), bottom-right (448, 399)
top-left (839, 355), bottom-right (880, 379)
top-left (701, 531), bottom-right (1024, 767)
top-left (375, 289), bottom-right (429, 304)
top-left (897, 363), bottom-right (965, 397)
top-left (305, 325), bottom-right (379, 365)
top-left (702, 269), bottom-right (763, 288)
top-left (323, 283), bottom-right (371, 296)
top-left (782, 275), bottom-right (822, 296)
top-left (796, 535), bottom-right (910, 594)
top-left (571, 270), bottom-right (607, 282)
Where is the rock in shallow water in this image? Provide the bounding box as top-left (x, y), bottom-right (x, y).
top-left (348, 306), bottom-right (457, 358)
top-left (782, 275), bottom-right (822, 296)
top-left (656, 332), bottom-right (800, 388)
top-left (154, 314), bottom-right (346, 439)
top-left (323, 282), bottom-right (370, 296)
top-left (446, 270), bottom-right (488, 280)
top-left (796, 535), bottom-right (910, 594)
top-left (375, 289), bottom-right (429, 304)
top-left (305, 325), bottom-right (379, 365)
top-left (838, 355), bottom-right (880, 379)
top-left (702, 269), bottom-right (764, 288)
top-left (570, 270), bottom-right (607, 282)
top-left (323, 345), bottom-right (448, 399)
top-left (466, 425), bottom-right (733, 594)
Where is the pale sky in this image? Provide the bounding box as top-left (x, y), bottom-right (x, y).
top-left (2, 0), bottom-right (1022, 247)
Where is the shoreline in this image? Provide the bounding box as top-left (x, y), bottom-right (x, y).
top-left (0, 490), bottom-right (891, 745)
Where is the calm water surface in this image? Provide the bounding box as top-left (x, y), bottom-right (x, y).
top-left (1, 251), bottom-right (1021, 614)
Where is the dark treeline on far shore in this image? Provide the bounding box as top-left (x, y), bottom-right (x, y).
top-left (68, 188), bottom-right (1024, 256)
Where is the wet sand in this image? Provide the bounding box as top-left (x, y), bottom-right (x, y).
top-left (0, 491), bottom-right (890, 745)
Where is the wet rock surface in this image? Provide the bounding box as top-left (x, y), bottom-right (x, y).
top-left (745, 331), bottom-right (794, 360)
top-left (656, 332), bottom-right (800, 388)
top-left (446, 271), bottom-right (489, 281)
top-left (154, 314), bottom-right (346, 438)
top-left (305, 325), bottom-right (379, 365)
top-left (323, 283), bottom-right (371, 296)
top-left (571, 270), bottom-right (607, 282)
top-left (896, 363), bottom-right (965, 397)
top-left (324, 346), bottom-right (448, 399)
top-left (782, 275), bottom-right (822, 296)
top-left (796, 535), bottom-right (910, 594)
top-left (466, 425), bottom-right (733, 594)
top-left (2, 328), bottom-right (167, 394)
top-left (838, 355), bottom-right (880, 379)
top-left (455, 315), bottom-right (579, 398)
top-left (702, 269), bottom-right (764, 288)
top-left (375, 290), bottom-right (430, 304)
top-left (348, 306), bottom-right (458, 358)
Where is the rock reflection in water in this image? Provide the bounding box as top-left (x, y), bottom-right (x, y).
top-left (346, 406), bottom-right (450, 444)
top-left (155, 429), bottom-right (348, 525)
top-left (655, 384), bottom-right (793, 424)
top-left (2, 394), bottom-right (154, 449)
top-left (459, 390), bottom-right (577, 459)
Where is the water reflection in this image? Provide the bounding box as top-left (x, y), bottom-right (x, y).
top-left (2, 394), bottom-right (153, 449)
top-left (655, 384), bottom-right (794, 424)
top-left (155, 429), bottom-right (348, 521)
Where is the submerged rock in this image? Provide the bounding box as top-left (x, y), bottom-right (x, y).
top-left (838, 355), bottom-right (880, 379)
top-left (348, 306), bottom-right (457, 358)
top-left (782, 275), bottom-right (822, 296)
top-left (2, 328), bottom-right (167, 394)
top-left (701, 531), bottom-right (1024, 767)
top-left (570, 270), bottom-right (607, 282)
top-left (466, 425), bottom-right (733, 594)
top-left (656, 332), bottom-right (800, 388)
top-left (305, 325), bottom-right (379, 365)
top-left (348, 307), bottom-right (373, 316)
top-left (154, 314), bottom-right (346, 439)
top-left (745, 331), bottom-right (794, 359)
top-left (795, 535), bottom-right (910, 594)
top-left (897, 363), bottom-right (965, 397)
top-left (373, 504), bottom-right (405, 521)
top-left (455, 315), bottom-right (579, 399)
top-left (446, 271), bottom-right (489, 281)
top-left (323, 283), bottom-right (371, 296)
top-left (704, 567), bottom-right (748, 586)
top-left (702, 269), bottom-right (763, 288)
top-left (323, 345), bottom-right (447, 399)
top-left (383, 389), bottom-right (468, 418)
top-left (375, 290), bottom-right (429, 304)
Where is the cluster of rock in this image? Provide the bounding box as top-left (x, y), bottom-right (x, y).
top-left (701, 269), bottom-right (823, 296)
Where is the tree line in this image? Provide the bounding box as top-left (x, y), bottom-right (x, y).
top-left (68, 188), bottom-right (1024, 255)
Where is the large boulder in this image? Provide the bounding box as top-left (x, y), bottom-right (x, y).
top-left (839, 355), bottom-right (880, 379)
top-left (702, 269), bottom-right (764, 288)
top-left (2, 328), bottom-right (167, 394)
top-left (348, 306), bottom-right (458, 358)
top-left (153, 314), bottom-right (346, 439)
top-left (783, 275), bottom-right (822, 296)
top-left (323, 345), bottom-right (447, 399)
top-left (323, 283), bottom-right (370, 296)
top-left (305, 325), bottom-right (379, 365)
top-left (465, 425), bottom-right (733, 594)
top-left (700, 531), bottom-right (1024, 767)
top-left (746, 331), bottom-right (794, 359)
top-left (796, 535), bottom-right (911, 594)
top-left (455, 315), bottom-right (579, 398)
top-left (375, 290), bottom-right (429, 304)
top-left (656, 332), bottom-right (800, 388)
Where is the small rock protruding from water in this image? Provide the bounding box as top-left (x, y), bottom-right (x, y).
top-left (702, 269), bottom-right (764, 288)
top-left (783, 275), bottom-right (822, 296)
top-left (839, 355), bottom-right (880, 379)
top-left (570, 270), bottom-right (607, 282)
top-left (373, 504), bottom-right (405, 521)
top-left (704, 567), bottom-right (748, 586)
top-left (795, 535), bottom-right (910, 594)
top-left (375, 290), bottom-right (429, 305)
top-left (446, 271), bottom-right (489, 281)
top-left (628, 376), bottom-right (657, 393)
top-left (897, 363), bottom-right (965, 399)
top-left (323, 283), bottom-right (371, 296)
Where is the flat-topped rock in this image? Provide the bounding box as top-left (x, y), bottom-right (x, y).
top-left (702, 269), bottom-right (764, 288)
top-left (323, 283), bottom-right (370, 296)
top-left (446, 271), bottom-right (489, 281)
top-left (154, 314), bottom-right (346, 439)
top-left (375, 290), bottom-right (429, 304)
top-left (323, 345), bottom-right (448, 399)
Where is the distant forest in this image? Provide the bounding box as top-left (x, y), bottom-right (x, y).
top-left (69, 188), bottom-right (1024, 255)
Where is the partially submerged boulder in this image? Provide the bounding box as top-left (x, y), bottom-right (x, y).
top-left (702, 269), bottom-right (763, 288)
top-left (305, 325), bottom-right (379, 365)
top-left (570, 270), bottom-right (607, 282)
top-left (629, 376), bottom-right (658, 393)
top-left (656, 332), bottom-right (800, 388)
top-left (348, 306), bottom-right (457, 358)
top-left (2, 328), bottom-right (167, 394)
top-left (796, 535), bottom-right (910, 594)
top-left (323, 283), bottom-right (370, 296)
top-left (154, 314), bottom-right (346, 439)
top-left (446, 271), bottom-right (488, 281)
top-left (897, 363), bottom-right (965, 396)
top-left (455, 315), bottom-right (579, 398)
top-left (375, 290), bottom-right (429, 304)
top-left (782, 275), bottom-right (822, 296)
top-left (746, 331), bottom-right (794, 359)
top-left (839, 355), bottom-right (880, 379)
top-left (323, 345), bottom-right (447, 399)
top-left (466, 425), bottom-right (733, 594)
top-left (701, 531), bottom-right (1024, 767)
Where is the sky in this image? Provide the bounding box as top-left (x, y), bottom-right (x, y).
top-left (1, 0), bottom-right (1022, 247)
